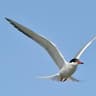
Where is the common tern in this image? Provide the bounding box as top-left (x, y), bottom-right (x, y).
top-left (5, 17), bottom-right (96, 82)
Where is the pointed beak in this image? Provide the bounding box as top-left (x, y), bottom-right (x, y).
top-left (78, 60), bottom-right (84, 64)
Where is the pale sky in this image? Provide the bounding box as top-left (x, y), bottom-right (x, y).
top-left (0, 0), bottom-right (96, 96)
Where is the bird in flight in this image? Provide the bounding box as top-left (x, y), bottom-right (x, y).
top-left (5, 17), bottom-right (96, 82)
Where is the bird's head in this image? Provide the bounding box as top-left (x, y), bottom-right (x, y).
top-left (70, 58), bottom-right (84, 65)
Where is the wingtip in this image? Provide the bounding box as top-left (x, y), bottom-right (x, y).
top-left (5, 17), bottom-right (15, 26)
top-left (5, 17), bottom-right (10, 22)
top-left (5, 17), bottom-right (8, 20)
top-left (93, 35), bottom-right (96, 39)
top-left (91, 35), bottom-right (96, 42)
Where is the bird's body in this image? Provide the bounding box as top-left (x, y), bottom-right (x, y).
top-left (51, 62), bottom-right (78, 82)
top-left (60, 63), bottom-right (77, 78)
top-left (5, 17), bottom-right (96, 82)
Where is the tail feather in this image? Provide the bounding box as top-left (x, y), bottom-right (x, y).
top-left (37, 75), bottom-right (79, 82)
top-left (68, 77), bottom-right (79, 82)
top-left (37, 74), bottom-right (61, 81)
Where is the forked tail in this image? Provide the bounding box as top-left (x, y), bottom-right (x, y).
top-left (37, 74), bottom-right (61, 81)
top-left (37, 74), bottom-right (79, 82)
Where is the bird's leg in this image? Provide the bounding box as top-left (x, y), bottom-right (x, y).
top-left (63, 78), bottom-right (67, 82)
top-left (60, 76), bottom-right (64, 82)
top-left (60, 76), bottom-right (67, 82)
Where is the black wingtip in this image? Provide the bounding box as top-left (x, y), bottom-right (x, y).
top-left (5, 17), bottom-right (15, 26)
top-left (5, 17), bottom-right (10, 22)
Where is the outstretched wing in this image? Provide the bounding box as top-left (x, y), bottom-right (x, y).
top-left (74, 36), bottom-right (96, 59)
top-left (5, 17), bottom-right (67, 69)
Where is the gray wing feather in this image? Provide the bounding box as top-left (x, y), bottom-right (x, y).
top-left (5, 17), bottom-right (67, 69)
top-left (74, 36), bottom-right (96, 59)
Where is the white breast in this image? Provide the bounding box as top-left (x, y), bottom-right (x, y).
top-left (59, 64), bottom-right (77, 77)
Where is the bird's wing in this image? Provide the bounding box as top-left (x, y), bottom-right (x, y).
top-left (74, 35), bottom-right (96, 59)
top-left (5, 17), bottom-right (68, 69)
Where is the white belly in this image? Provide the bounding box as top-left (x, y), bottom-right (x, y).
top-left (59, 65), bottom-right (77, 78)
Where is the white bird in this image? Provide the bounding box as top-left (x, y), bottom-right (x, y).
top-left (5, 17), bottom-right (96, 82)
